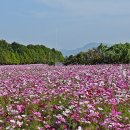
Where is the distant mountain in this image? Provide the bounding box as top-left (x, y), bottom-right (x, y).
top-left (61, 42), bottom-right (112, 56)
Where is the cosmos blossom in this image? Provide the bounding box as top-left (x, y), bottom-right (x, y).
top-left (0, 64), bottom-right (129, 129)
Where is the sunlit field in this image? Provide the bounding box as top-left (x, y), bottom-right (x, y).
top-left (0, 64), bottom-right (130, 130)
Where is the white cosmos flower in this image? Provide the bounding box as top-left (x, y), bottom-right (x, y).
top-left (17, 121), bottom-right (23, 127)
top-left (77, 126), bottom-right (82, 130)
top-left (123, 70), bottom-right (127, 77)
top-left (98, 107), bottom-right (103, 110)
top-left (10, 119), bottom-right (15, 124)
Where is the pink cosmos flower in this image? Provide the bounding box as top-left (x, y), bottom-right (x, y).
top-left (44, 124), bottom-right (51, 129)
top-left (33, 112), bottom-right (42, 118)
top-left (16, 105), bottom-right (25, 113)
top-left (56, 114), bottom-right (66, 123)
top-left (111, 105), bottom-right (122, 117)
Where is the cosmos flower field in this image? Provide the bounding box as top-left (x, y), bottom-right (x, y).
top-left (0, 64), bottom-right (130, 130)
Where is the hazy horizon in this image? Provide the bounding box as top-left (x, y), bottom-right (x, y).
top-left (1, 0), bottom-right (130, 49)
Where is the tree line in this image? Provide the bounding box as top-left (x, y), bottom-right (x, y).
top-left (64, 43), bottom-right (130, 65)
top-left (0, 40), bottom-right (64, 65)
top-left (1, 40), bottom-right (130, 65)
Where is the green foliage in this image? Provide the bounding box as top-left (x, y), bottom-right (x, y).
top-left (0, 40), bottom-right (64, 65)
top-left (64, 43), bottom-right (130, 65)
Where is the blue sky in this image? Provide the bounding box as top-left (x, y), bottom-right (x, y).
top-left (0, 0), bottom-right (130, 49)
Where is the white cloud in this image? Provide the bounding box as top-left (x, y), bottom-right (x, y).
top-left (35, 0), bottom-right (130, 16)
